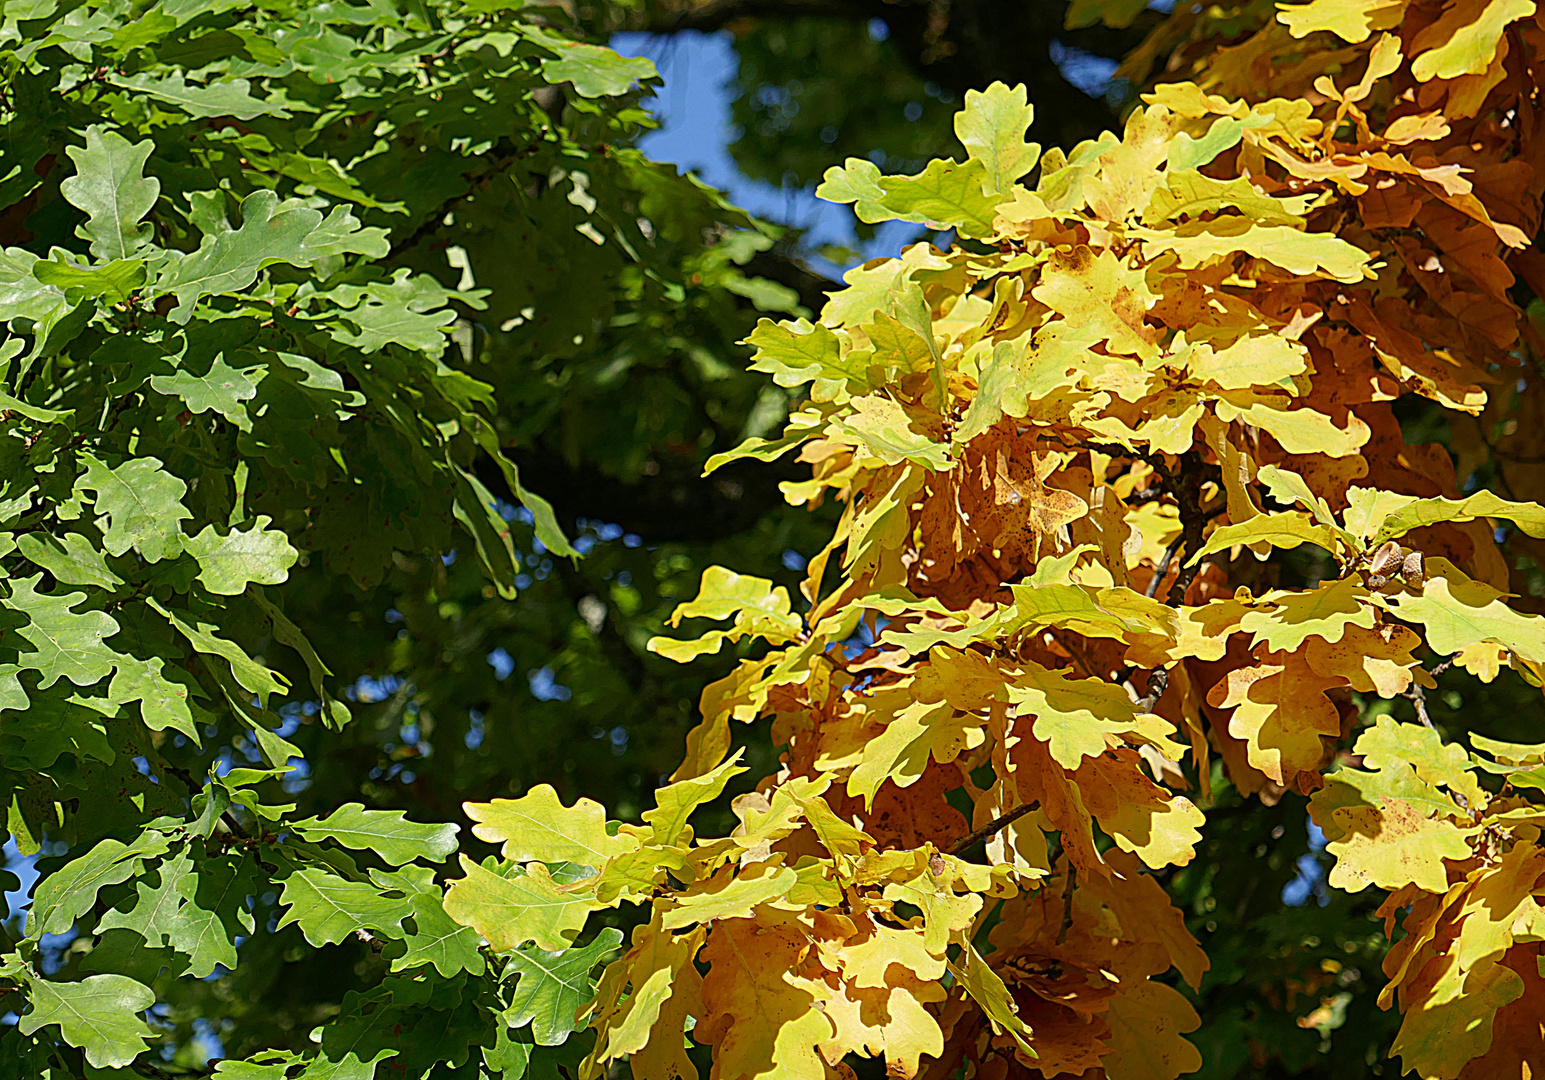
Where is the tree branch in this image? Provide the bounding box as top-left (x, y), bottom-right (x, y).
top-left (950, 801), bottom-right (1041, 856)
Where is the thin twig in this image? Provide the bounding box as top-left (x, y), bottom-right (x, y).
top-left (950, 802), bottom-right (1042, 856)
top-left (1401, 655), bottom-right (1456, 732)
top-left (1135, 667), bottom-right (1169, 712)
top-left (1146, 538), bottom-right (1182, 599)
top-left (1403, 683), bottom-right (1436, 729)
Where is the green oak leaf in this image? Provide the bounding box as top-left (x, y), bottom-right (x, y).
top-left (878, 158), bottom-right (1000, 238)
top-left (292, 802), bottom-right (460, 866)
top-left (148, 353), bottom-right (260, 428)
top-left (396, 981), bottom-right (486, 1076)
top-left (276, 866), bottom-right (412, 947)
top-left (534, 35), bottom-right (656, 97)
top-left (7, 574), bottom-right (122, 688)
top-left (309, 987), bottom-right (401, 1079)
top-left (154, 190), bottom-right (324, 321)
top-left (18, 972), bottom-right (156, 1068)
top-left (29, 832), bottom-right (173, 937)
top-left (0, 247), bottom-right (72, 337)
top-left (393, 892), bottom-right (486, 978)
top-left (97, 847), bottom-right (196, 946)
top-left (211, 1050), bottom-right (304, 1078)
top-left (301, 205), bottom-right (391, 261)
top-left (31, 255), bottom-right (145, 304)
top-left (75, 454), bottom-right (191, 562)
top-left (503, 928), bottom-right (623, 1045)
top-left (149, 597), bottom-right (289, 703)
top-left (108, 655), bottom-right (201, 738)
top-left (184, 516), bottom-right (299, 595)
top-left (59, 126), bottom-right (160, 262)
top-left (16, 531), bottom-right (123, 590)
top-left (327, 286), bottom-right (457, 357)
top-left (168, 853), bottom-right (258, 977)
top-left (110, 72), bottom-right (290, 120)
top-left (0, 689), bottom-right (115, 768)
top-left (816, 158), bottom-right (890, 224)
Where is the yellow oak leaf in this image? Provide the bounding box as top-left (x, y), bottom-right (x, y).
top-left (662, 862), bottom-right (799, 930)
top-left (1391, 955), bottom-right (1524, 1079)
top-left (589, 844), bottom-right (688, 905)
top-left (954, 81), bottom-right (1040, 197)
top-left (624, 946), bottom-right (704, 1080)
top-left (1409, 0), bottom-right (1533, 82)
top-left (846, 698), bottom-right (960, 806)
top-left (1183, 333), bottom-right (1310, 390)
top-left (1007, 662), bottom-right (1154, 769)
top-left (1326, 798), bottom-right (1479, 893)
top-left (1343, 485), bottom-right (1422, 541)
top-left (1076, 750), bottom-right (1205, 868)
top-left (1367, 490), bottom-right (1545, 545)
top-left (1448, 845), bottom-right (1545, 971)
top-left (948, 942), bottom-right (1035, 1056)
top-left (1353, 715), bottom-right (1489, 813)
top-left (1238, 577), bottom-right (1377, 652)
top-left (1384, 558), bottom-right (1545, 665)
top-left (643, 751), bottom-right (750, 847)
top-left (1088, 103), bottom-right (1179, 222)
top-left (697, 918), bottom-right (836, 1080)
top-left (1454, 641), bottom-right (1507, 682)
top-left (1146, 171), bottom-right (1310, 227)
top-left (792, 791), bottom-right (872, 870)
top-left (1136, 217), bottom-right (1374, 282)
top-left (731, 775), bottom-right (830, 855)
top-left (882, 868), bottom-right (984, 956)
top-left (842, 913), bottom-right (945, 989)
top-left (1099, 979), bottom-right (1203, 1080)
top-left (1214, 396), bottom-right (1371, 457)
top-left (1208, 656), bottom-right (1343, 784)
top-left (1190, 510), bottom-right (1342, 564)
top-left (442, 857), bottom-right (603, 952)
top-left (819, 967), bottom-right (946, 1079)
top-left (463, 785), bottom-right (638, 868)
top-left (1127, 595), bottom-right (1252, 666)
top-left (1276, 0), bottom-right (1408, 41)
top-left (1304, 622), bottom-right (1423, 698)
top-left (594, 917), bottom-right (706, 1064)
top-left (1031, 246), bottom-right (1158, 360)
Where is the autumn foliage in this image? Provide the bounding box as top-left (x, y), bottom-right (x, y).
top-left (444, 2), bottom-right (1545, 1078)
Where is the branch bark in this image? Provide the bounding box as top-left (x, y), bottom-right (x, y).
top-left (950, 801), bottom-right (1041, 856)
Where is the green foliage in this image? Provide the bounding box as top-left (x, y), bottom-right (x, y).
top-left (0, 0), bottom-right (808, 1072)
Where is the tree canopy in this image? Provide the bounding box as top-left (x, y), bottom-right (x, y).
top-left (3, 0), bottom-right (1545, 1079)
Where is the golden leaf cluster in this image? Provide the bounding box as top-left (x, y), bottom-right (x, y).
top-left (445, 3), bottom-right (1545, 1077)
